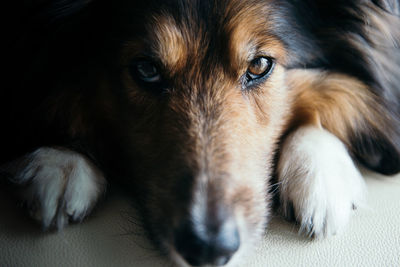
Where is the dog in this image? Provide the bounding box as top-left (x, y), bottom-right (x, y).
top-left (2, 0), bottom-right (400, 266)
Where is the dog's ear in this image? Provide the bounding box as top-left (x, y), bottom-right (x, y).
top-left (15, 0), bottom-right (96, 19)
top-left (6, 0), bottom-right (103, 95)
top-left (7, 0), bottom-right (99, 38)
top-left (41, 0), bottom-right (96, 19)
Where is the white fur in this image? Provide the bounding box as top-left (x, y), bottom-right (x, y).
top-left (169, 174), bottom-right (257, 267)
top-left (277, 126), bottom-right (366, 238)
top-left (6, 147), bottom-right (106, 229)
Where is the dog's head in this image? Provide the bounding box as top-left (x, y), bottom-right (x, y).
top-left (103, 1), bottom-right (303, 266)
top-left (34, 0), bottom-right (310, 266)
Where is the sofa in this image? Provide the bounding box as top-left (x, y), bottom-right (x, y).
top-left (1, 169), bottom-right (399, 267)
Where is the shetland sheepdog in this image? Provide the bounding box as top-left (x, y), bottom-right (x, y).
top-left (2, 0), bottom-right (400, 266)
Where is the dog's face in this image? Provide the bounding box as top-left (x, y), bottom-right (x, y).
top-left (103, 1), bottom-right (293, 266)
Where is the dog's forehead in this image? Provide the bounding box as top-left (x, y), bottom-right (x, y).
top-left (125, 0), bottom-right (287, 74)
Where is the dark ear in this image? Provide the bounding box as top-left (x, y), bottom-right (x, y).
top-left (6, 0), bottom-right (102, 94)
top-left (8, 0), bottom-right (97, 38)
top-left (12, 0), bottom-right (96, 19)
top-left (41, 0), bottom-right (95, 19)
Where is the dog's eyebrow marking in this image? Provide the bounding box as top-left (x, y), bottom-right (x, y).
top-left (224, 3), bottom-right (288, 72)
top-left (150, 14), bottom-right (191, 73)
top-left (121, 14), bottom-right (190, 74)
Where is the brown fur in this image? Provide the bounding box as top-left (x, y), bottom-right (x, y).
top-left (2, 0), bottom-right (400, 266)
top-left (286, 70), bottom-right (387, 148)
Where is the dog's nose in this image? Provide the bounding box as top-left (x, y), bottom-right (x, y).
top-left (174, 217), bottom-right (240, 266)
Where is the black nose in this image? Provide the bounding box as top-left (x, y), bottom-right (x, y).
top-left (174, 218), bottom-right (240, 266)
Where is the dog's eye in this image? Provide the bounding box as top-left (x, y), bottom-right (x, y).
top-left (131, 61), bottom-right (161, 83)
top-left (242, 56), bottom-right (274, 90)
top-left (246, 57), bottom-right (274, 81)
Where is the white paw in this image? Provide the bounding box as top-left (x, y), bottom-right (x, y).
top-left (10, 147), bottom-right (106, 229)
top-left (277, 126), bottom-right (366, 238)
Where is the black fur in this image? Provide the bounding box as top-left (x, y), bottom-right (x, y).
top-left (281, 0), bottom-right (400, 174)
top-left (2, 2), bottom-right (400, 264)
top-left (2, 0), bottom-right (400, 171)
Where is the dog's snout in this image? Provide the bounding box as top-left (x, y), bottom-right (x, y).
top-left (174, 216), bottom-right (240, 266)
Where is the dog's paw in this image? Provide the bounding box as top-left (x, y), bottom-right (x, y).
top-left (277, 126), bottom-right (366, 238)
top-left (9, 147), bottom-right (106, 230)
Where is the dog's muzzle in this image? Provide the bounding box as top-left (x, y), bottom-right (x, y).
top-left (173, 209), bottom-right (240, 266)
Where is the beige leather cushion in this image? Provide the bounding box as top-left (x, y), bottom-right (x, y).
top-left (1, 170), bottom-right (399, 267)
